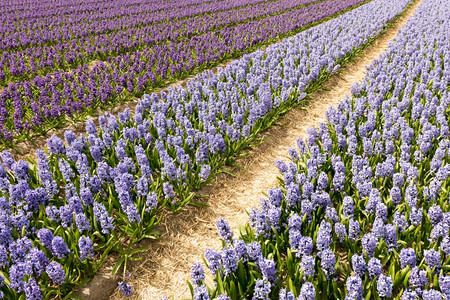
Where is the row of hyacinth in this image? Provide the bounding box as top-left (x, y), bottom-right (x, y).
top-left (0, 0), bottom-right (220, 18)
top-left (0, 0), bottom-right (259, 41)
top-left (0, 0), bottom-right (367, 142)
top-left (0, 0), bottom-right (321, 84)
top-left (0, 0), bottom-right (411, 297)
top-left (189, 0), bottom-right (450, 299)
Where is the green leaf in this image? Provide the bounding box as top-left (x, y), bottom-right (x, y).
top-left (186, 281), bottom-right (195, 297)
top-left (63, 291), bottom-right (85, 300)
top-left (188, 201), bottom-right (211, 208)
top-left (365, 289), bottom-right (372, 300)
top-left (112, 257), bottom-right (124, 276)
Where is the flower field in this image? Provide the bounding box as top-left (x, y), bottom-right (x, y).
top-left (0, 0), bottom-right (369, 143)
top-left (0, 0), bottom-right (415, 298)
top-left (188, 0), bottom-right (450, 299)
top-left (0, 0), bottom-right (445, 298)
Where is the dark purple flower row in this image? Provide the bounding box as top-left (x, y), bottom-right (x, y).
top-left (0, 0), bottom-right (270, 51)
top-left (0, 0), bottom-right (366, 142)
top-left (0, 0), bottom-right (209, 23)
top-left (0, 0), bottom-right (321, 83)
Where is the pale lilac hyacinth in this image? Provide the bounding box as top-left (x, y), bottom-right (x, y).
top-left (377, 275), bottom-right (393, 298)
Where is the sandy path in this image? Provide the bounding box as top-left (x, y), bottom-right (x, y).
top-left (102, 0), bottom-right (423, 299)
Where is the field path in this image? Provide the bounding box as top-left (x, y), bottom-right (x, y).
top-left (82, 0), bottom-right (424, 299)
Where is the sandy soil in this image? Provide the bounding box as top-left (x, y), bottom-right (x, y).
top-left (99, 0), bottom-right (423, 299)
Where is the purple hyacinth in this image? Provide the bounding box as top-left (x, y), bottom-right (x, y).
top-left (93, 202), bottom-right (114, 234)
top-left (424, 249), bottom-right (441, 271)
top-left (290, 229), bottom-right (301, 250)
top-left (162, 181), bottom-right (175, 199)
top-left (368, 257), bottom-right (382, 279)
top-left (259, 257), bottom-right (278, 283)
top-left (299, 282), bottom-right (316, 300)
top-left (47, 136), bottom-right (66, 155)
top-left (221, 247), bottom-right (237, 276)
top-left (346, 275), bottom-right (363, 300)
top-left (428, 205), bottom-right (443, 226)
top-left (199, 164), bottom-right (211, 182)
top-left (24, 277), bottom-right (42, 300)
top-left (78, 236), bottom-right (94, 261)
top-left (335, 223), bottom-right (347, 243)
top-left (1, 151), bottom-right (15, 169)
top-left (217, 218), bottom-right (234, 243)
top-left (298, 236), bottom-right (313, 257)
top-left (401, 289), bottom-right (418, 300)
top-left (362, 233), bottom-right (378, 257)
top-left (288, 213), bottom-right (302, 231)
top-left (409, 267), bottom-right (428, 288)
top-left (247, 242), bottom-right (262, 261)
top-left (399, 248), bottom-right (416, 269)
top-left (351, 254), bottom-right (366, 277)
top-left (190, 262), bottom-right (205, 286)
top-left (233, 239), bottom-right (247, 262)
top-left (26, 248), bottom-right (49, 276)
top-left (119, 281), bottom-right (132, 297)
top-left (316, 221), bottom-right (332, 254)
top-left (37, 228), bottom-right (54, 249)
top-left (51, 236), bottom-right (70, 259)
top-left (204, 248), bottom-right (222, 275)
top-left (343, 196), bottom-right (354, 217)
top-left (439, 274), bottom-right (450, 298)
top-left (300, 255), bottom-right (315, 278)
top-left (252, 279), bottom-right (271, 300)
top-left (377, 274), bottom-right (393, 298)
top-left (348, 219), bottom-right (360, 242)
top-left (279, 289), bottom-right (295, 300)
top-left (393, 211), bottom-right (408, 233)
top-left (325, 207), bottom-right (339, 224)
top-left (75, 213), bottom-right (91, 233)
top-left (46, 261), bottom-right (66, 285)
top-left (421, 290), bottom-right (442, 300)
top-left (441, 237), bottom-right (450, 255)
top-left (9, 237), bottom-right (33, 262)
top-left (384, 224), bottom-right (397, 249)
top-left (409, 207), bottom-right (423, 226)
top-left (320, 248), bottom-right (336, 278)
top-left (193, 284), bottom-right (210, 300)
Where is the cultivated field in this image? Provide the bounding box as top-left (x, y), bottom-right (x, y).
top-left (0, 0), bottom-right (448, 299)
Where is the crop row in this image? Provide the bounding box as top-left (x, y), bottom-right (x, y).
top-left (0, 0), bottom-right (322, 83)
top-left (0, 0), bottom-right (366, 143)
top-left (0, 0), bottom-right (412, 297)
top-left (0, 0), bottom-right (270, 49)
top-left (0, 0), bottom-right (222, 26)
top-left (190, 0), bottom-right (450, 299)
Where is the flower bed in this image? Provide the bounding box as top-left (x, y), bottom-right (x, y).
top-left (190, 0), bottom-right (450, 298)
top-left (0, 0), bottom-right (412, 297)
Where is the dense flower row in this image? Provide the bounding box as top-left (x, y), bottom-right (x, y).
top-left (0, 0), bottom-right (321, 83)
top-left (0, 0), bottom-right (410, 297)
top-left (189, 0), bottom-right (450, 299)
top-left (0, 0), bottom-right (366, 142)
top-left (0, 0), bottom-right (213, 19)
top-left (0, 0), bottom-right (268, 50)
